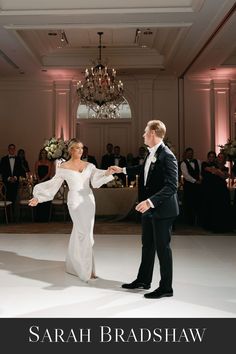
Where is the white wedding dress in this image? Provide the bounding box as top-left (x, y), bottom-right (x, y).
top-left (33, 163), bottom-right (113, 281)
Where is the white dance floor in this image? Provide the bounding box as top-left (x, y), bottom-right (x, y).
top-left (0, 233), bottom-right (235, 318)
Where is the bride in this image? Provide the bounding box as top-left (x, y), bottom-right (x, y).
top-left (29, 139), bottom-right (114, 281)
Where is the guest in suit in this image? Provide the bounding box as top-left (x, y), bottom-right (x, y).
top-left (111, 120), bottom-right (179, 299)
top-left (126, 153), bottom-right (136, 184)
top-left (112, 146), bottom-right (126, 167)
top-left (0, 143), bottom-right (24, 205)
top-left (82, 146), bottom-right (98, 167)
top-left (134, 146), bottom-right (148, 166)
top-left (180, 147), bottom-right (201, 225)
top-left (100, 143), bottom-right (114, 169)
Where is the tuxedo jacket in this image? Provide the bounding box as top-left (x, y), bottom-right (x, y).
top-left (101, 154), bottom-right (115, 169)
top-left (126, 143), bottom-right (179, 219)
top-left (111, 155), bottom-right (127, 168)
top-left (0, 155), bottom-right (23, 184)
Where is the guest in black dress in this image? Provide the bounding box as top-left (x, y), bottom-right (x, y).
top-left (203, 152), bottom-right (233, 232)
top-left (201, 151), bottom-right (217, 229)
top-left (17, 149), bottom-right (30, 178)
top-left (34, 149), bottom-right (53, 222)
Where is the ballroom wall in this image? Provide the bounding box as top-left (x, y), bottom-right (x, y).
top-left (0, 75), bottom-right (235, 172)
top-left (183, 78), bottom-right (236, 161)
top-left (0, 75), bottom-right (178, 171)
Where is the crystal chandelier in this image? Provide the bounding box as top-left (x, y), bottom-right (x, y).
top-left (77, 32), bottom-right (124, 119)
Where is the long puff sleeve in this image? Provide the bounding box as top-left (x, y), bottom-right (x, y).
top-left (90, 165), bottom-right (114, 188)
top-left (33, 170), bottom-right (64, 203)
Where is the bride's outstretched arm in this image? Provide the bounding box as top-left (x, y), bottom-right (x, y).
top-left (28, 171), bottom-right (64, 205)
top-left (90, 165), bottom-right (114, 188)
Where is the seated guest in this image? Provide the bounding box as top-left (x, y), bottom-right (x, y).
top-left (82, 146), bottom-right (97, 167)
top-left (101, 143), bottom-right (114, 169)
top-left (17, 148), bottom-right (30, 178)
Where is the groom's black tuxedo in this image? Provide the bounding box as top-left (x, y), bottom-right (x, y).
top-left (126, 142), bottom-right (179, 291)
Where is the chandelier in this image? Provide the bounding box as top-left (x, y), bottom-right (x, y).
top-left (77, 32), bottom-right (124, 119)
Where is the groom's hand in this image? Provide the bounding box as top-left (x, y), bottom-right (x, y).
top-left (136, 200), bottom-right (151, 213)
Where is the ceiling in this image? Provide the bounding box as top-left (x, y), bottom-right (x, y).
top-left (0, 0), bottom-right (236, 80)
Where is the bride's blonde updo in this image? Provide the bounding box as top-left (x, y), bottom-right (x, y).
top-left (67, 138), bottom-right (83, 156)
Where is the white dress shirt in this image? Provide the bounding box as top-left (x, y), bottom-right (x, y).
top-left (144, 142), bottom-right (161, 186)
top-left (144, 142), bottom-right (162, 208)
top-left (9, 156), bottom-right (15, 175)
top-left (180, 159), bottom-right (201, 183)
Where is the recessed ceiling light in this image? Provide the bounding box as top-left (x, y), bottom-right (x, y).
top-left (48, 32), bottom-right (57, 36)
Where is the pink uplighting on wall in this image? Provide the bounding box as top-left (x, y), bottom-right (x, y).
top-left (214, 90), bottom-right (229, 153)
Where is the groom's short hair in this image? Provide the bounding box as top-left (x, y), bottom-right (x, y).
top-left (147, 120), bottom-right (166, 139)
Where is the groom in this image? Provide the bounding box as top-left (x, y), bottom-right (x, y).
top-left (110, 120), bottom-right (179, 298)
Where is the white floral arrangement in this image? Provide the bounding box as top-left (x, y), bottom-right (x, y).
top-left (44, 137), bottom-right (69, 161)
top-left (151, 156), bottom-right (157, 163)
top-left (219, 138), bottom-right (236, 161)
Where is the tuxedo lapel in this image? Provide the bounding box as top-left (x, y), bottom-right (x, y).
top-left (145, 143), bottom-right (164, 186)
top-left (6, 157), bottom-right (13, 176)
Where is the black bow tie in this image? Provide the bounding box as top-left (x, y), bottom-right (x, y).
top-left (9, 156), bottom-right (15, 159)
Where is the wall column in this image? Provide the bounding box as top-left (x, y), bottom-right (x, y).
top-left (54, 80), bottom-right (71, 140)
top-left (213, 81), bottom-right (230, 152)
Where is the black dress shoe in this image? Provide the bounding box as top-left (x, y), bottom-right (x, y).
top-left (122, 280), bottom-right (150, 290)
top-left (144, 288), bottom-right (173, 299)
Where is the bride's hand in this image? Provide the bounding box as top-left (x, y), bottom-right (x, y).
top-left (104, 167), bottom-right (114, 176)
top-left (28, 197), bottom-right (39, 207)
top-left (108, 166), bottom-right (123, 174)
